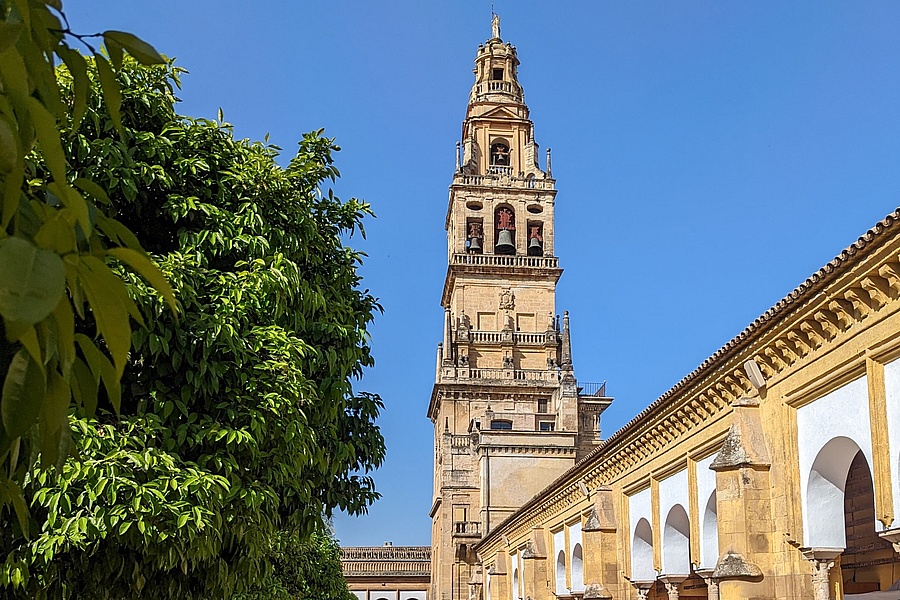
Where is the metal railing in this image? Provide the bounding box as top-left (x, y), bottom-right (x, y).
top-left (451, 253), bottom-right (559, 269)
top-left (578, 381), bottom-right (608, 397)
top-left (467, 368), bottom-right (559, 382)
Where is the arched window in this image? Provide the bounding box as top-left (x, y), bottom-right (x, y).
top-left (806, 436), bottom-right (864, 547)
top-left (631, 518), bottom-right (654, 581)
top-left (511, 567), bottom-right (519, 600)
top-left (555, 549), bottom-right (567, 595)
top-left (571, 543), bottom-right (584, 592)
top-left (526, 222), bottom-right (543, 257)
top-left (663, 504), bottom-right (691, 575)
top-left (701, 491), bottom-right (718, 568)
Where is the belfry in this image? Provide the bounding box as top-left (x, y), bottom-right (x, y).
top-left (427, 16), bottom-right (612, 600)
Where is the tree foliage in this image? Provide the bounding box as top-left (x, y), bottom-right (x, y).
top-left (237, 527), bottom-right (355, 600)
top-left (0, 58), bottom-right (384, 598)
top-left (0, 0), bottom-right (175, 526)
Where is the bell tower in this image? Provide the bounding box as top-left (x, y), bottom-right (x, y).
top-left (428, 17), bottom-right (613, 600)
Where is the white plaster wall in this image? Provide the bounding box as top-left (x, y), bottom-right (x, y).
top-left (568, 521), bottom-right (584, 592)
top-left (486, 569), bottom-right (492, 600)
top-left (629, 487), bottom-right (652, 530)
top-left (696, 454), bottom-right (718, 568)
top-left (885, 358), bottom-right (900, 522)
top-left (353, 592), bottom-right (367, 600)
top-left (658, 469), bottom-right (689, 530)
top-left (628, 487), bottom-right (654, 580)
top-left (797, 375), bottom-right (877, 546)
top-left (371, 591), bottom-right (398, 600)
top-left (553, 529), bottom-right (566, 594)
top-left (399, 592), bottom-right (426, 600)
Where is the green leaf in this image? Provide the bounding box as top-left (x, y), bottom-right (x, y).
top-left (94, 55), bottom-right (123, 137)
top-left (97, 351), bottom-right (120, 413)
top-left (6, 478), bottom-right (30, 537)
top-left (27, 97), bottom-right (67, 184)
top-left (104, 37), bottom-right (124, 71)
top-left (71, 358), bottom-right (98, 417)
top-left (1, 348), bottom-right (45, 438)
top-left (103, 31), bottom-right (165, 65)
top-left (0, 237), bottom-right (65, 325)
top-left (77, 256), bottom-right (131, 377)
top-left (57, 47), bottom-right (89, 130)
top-left (0, 21), bottom-right (23, 53)
top-left (73, 177), bottom-right (111, 206)
top-left (108, 248), bottom-right (178, 315)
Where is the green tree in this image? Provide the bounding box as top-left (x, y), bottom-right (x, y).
top-left (0, 0), bottom-right (175, 526)
top-left (0, 58), bottom-right (385, 598)
top-left (237, 527), bottom-right (355, 600)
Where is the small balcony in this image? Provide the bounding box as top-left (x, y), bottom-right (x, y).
top-left (453, 521), bottom-right (482, 538)
top-left (451, 172), bottom-right (555, 190)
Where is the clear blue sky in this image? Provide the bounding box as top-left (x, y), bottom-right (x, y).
top-left (65, 2), bottom-right (900, 547)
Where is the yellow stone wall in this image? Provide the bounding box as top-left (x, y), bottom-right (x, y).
top-left (473, 212), bottom-right (900, 599)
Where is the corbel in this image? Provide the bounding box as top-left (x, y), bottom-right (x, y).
top-left (775, 338), bottom-right (800, 364)
top-left (787, 329), bottom-right (812, 356)
top-left (877, 262), bottom-right (900, 294)
top-left (828, 297), bottom-right (857, 328)
top-left (861, 275), bottom-right (892, 308)
top-left (844, 287), bottom-right (874, 317)
top-left (752, 353), bottom-right (777, 378)
top-left (813, 309), bottom-right (841, 339)
top-left (763, 346), bottom-right (788, 371)
top-left (715, 382), bottom-right (735, 404)
top-left (799, 319), bottom-right (826, 348)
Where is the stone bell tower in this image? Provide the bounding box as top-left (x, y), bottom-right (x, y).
top-left (427, 16), bottom-right (613, 600)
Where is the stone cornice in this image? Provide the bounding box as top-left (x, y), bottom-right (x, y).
top-left (428, 381), bottom-right (563, 420)
top-left (475, 207), bottom-right (900, 558)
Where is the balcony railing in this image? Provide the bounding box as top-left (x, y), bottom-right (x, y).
top-left (467, 368), bottom-right (560, 382)
top-left (451, 253), bottom-right (559, 269)
top-left (470, 80), bottom-right (523, 100)
top-left (578, 381), bottom-right (608, 397)
top-left (453, 521), bottom-right (482, 536)
top-left (452, 172), bottom-right (555, 190)
top-left (467, 330), bottom-right (554, 346)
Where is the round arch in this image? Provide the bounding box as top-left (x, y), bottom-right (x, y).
top-left (555, 549), bottom-right (567, 594)
top-left (701, 490), bottom-right (718, 568)
top-left (571, 543), bottom-right (584, 592)
top-left (632, 517), bottom-right (655, 581)
top-left (663, 504), bottom-right (691, 575)
top-left (806, 436), bottom-right (866, 547)
top-left (512, 567), bottom-right (519, 600)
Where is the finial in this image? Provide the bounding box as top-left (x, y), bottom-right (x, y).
top-left (456, 141), bottom-right (461, 171)
top-left (546, 148), bottom-right (552, 177)
top-left (491, 13), bottom-right (501, 39)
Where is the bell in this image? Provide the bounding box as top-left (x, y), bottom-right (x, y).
top-left (528, 235), bottom-right (543, 256)
top-left (495, 229), bottom-right (515, 255)
top-left (468, 236), bottom-right (482, 253)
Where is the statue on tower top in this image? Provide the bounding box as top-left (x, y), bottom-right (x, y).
top-left (491, 13), bottom-right (501, 39)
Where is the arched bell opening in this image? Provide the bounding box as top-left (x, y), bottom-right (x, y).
top-left (701, 491), bottom-right (719, 569)
top-left (632, 517), bottom-right (655, 581)
top-left (490, 140), bottom-right (510, 167)
top-left (662, 504), bottom-right (691, 575)
top-left (555, 549), bottom-right (567, 595)
top-left (526, 221), bottom-right (543, 256)
top-left (840, 450), bottom-right (898, 596)
top-left (466, 218), bottom-right (484, 254)
top-left (512, 567), bottom-right (520, 600)
top-left (494, 206), bottom-right (516, 255)
top-left (571, 543), bottom-right (585, 593)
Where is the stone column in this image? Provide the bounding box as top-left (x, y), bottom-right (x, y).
top-left (694, 568), bottom-right (719, 600)
top-left (521, 528), bottom-right (548, 600)
top-left (658, 575), bottom-right (686, 600)
top-left (582, 486), bottom-right (618, 599)
top-left (802, 548), bottom-right (841, 600)
top-left (710, 395), bottom-right (774, 598)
